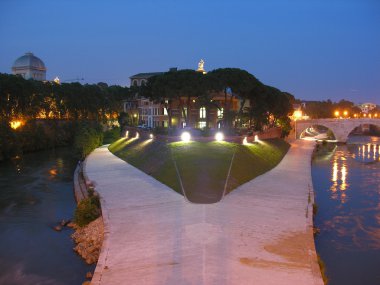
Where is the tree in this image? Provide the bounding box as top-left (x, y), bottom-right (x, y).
top-left (207, 68), bottom-right (263, 128)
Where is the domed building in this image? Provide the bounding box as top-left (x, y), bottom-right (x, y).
top-left (12, 52), bottom-right (46, 81)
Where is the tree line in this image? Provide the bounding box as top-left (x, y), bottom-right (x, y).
top-left (0, 73), bottom-right (129, 161)
top-left (297, 99), bottom-right (380, 119)
top-left (0, 73), bottom-right (128, 122)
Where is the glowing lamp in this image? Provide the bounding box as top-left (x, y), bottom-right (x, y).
top-left (254, 135), bottom-right (259, 142)
top-left (215, 132), bottom-right (224, 142)
top-left (135, 132), bottom-right (139, 139)
top-left (149, 133), bottom-right (154, 139)
top-left (125, 130), bottom-right (129, 137)
top-left (293, 110), bottom-right (302, 119)
top-left (243, 137), bottom-right (248, 145)
top-left (181, 132), bottom-right (191, 142)
top-left (10, 121), bottom-right (22, 130)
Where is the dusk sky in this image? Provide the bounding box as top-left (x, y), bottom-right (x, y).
top-left (1, 0), bottom-right (379, 104)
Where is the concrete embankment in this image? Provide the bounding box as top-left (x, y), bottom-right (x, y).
top-left (85, 140), bottom-right (323, 285)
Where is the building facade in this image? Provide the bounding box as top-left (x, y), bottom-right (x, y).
top-left (12, 52), bottom-right (47, 81)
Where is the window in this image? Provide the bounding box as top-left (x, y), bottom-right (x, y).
top-left (163, 108), bottom-right (168, 116)
top-left (217, 108), bottom-right (224, 119)
top-left (200, 107), bottom-right (206, 119)
top-left (199, 121), bottom-right (206, 128)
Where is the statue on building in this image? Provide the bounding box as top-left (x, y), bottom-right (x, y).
top-left (197, 59), bottom-right (207, 74)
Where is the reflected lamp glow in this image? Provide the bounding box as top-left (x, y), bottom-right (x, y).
top-left (181, 132), bottom-right (191, 142)
top-left (215, 132), bottom-right (224, 142)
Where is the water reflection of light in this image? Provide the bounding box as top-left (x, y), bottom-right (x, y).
top-left (341, 165), bottom-right (347, 191)
top-left (331, 160), bottom-right (338, 193)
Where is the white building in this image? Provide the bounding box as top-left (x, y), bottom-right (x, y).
top-left (12, 52), bottom-right (46, 81)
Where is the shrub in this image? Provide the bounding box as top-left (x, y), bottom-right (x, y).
top-left (73, 122), bottom-right (103, 159)
top-left (103, 127), bottom-right (121, 144)
top-left (74, 194), bottom-right (101, 227)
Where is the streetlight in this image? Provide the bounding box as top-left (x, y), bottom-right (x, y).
top-left (215, 132), bottom-right (224, 142)
top-left (343, 110), bottom-right (348, 117)
top-left (181, 132), bottom-right (191, 142)
top-left (293, 110), bottom-right (302, 139)
top-left (334, 110), bottom-right (340, 118)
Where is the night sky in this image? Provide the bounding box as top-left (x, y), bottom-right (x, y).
top-left (1, 0), bottom-right (379, 104)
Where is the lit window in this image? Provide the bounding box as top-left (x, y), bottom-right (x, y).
top-left (200, 107), bottom-right (206, 119)
top-left (217, 108), bottom-right (224, 119)
top-left (163, 108), bottom-right (168, 115)
top-left (199, 121), bottom-right (206, 128)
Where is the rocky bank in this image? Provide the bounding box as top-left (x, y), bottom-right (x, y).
top-left (72, 217), bottom-right (104, 264)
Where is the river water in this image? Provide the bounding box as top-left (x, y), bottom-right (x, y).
top-left (0, 148), bottom-right (94, 285)
top-left (312, 136), bottom-right (380, 285)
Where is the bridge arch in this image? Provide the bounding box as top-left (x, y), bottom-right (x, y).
top-left (298, 124), bottom-right (336, 141)
top-left (295, 119), bottom-right (380, 142)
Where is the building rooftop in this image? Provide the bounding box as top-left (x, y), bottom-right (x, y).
top-left (130, 72), bottom-right (164, 79)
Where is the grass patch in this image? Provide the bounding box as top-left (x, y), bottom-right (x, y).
top-left (109, 138), bottom-right (289, 203)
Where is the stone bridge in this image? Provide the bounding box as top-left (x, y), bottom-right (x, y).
top-left (295, 118), bottom-right (380, 142)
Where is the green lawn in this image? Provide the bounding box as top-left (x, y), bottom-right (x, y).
top-left (109, 138), bottom-right (289, 203)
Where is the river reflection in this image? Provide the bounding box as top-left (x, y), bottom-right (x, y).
top-left (0, 148), bottom-right (94, 285)
top-left (313, 136), bottom-right (380, 285)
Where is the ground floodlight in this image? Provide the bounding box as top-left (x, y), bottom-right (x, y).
top-left (181, 132), bottom-right (191, 142)
top-left (125, 130), bottom-right (129, 138)
top-left (149, 133), bottom-right (154, 139)
top-left (254, 135), bottom-right (259, 142)
top-left (135, 132), bottom-right (139, 139)
top-left (215, 132), bottom-right (224, 142)
top-left (243, 136), bottom-right (248, 145)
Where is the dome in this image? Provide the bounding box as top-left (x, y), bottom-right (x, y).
top-left (12, 52), bottom-right (46, 71)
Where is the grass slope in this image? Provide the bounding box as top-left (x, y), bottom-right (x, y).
top-left (109, 138), bottom-right (289, 203)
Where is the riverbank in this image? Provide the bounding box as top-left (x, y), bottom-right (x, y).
top-left (84, 140), bottom-right (323, 285)
top-left (72, 160), bottom-right (104, 270)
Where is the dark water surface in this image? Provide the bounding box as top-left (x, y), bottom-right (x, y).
top-left (0, 148), bottom-right (94, 285)
top-left (312, 136), bottom-right (380, 285)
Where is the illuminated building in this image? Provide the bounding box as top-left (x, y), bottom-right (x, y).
top-left (12, 52), bottom-right (46, 81)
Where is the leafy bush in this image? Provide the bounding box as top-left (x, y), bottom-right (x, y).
top-left (103, 127), bottom-right (120, 144)
top-left (73, 122), bottom-right (103, 159)
top-left (74, 194), bottom-right (101, 227)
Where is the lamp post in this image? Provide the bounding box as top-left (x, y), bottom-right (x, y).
top-left (334, 110), bottom-right (340, 119)
top-left (293, 110), bottom-right (302, 139)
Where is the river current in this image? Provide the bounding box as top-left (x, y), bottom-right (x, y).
top-left (312, 136), bottom-right (380, 285)
top-left (0, 148), bottom-right (94, 285)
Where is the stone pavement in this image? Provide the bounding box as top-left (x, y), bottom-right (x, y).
top-left (84, 140), bottom-right (324, 285)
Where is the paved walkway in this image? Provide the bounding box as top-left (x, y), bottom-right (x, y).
top-left (85, 140), bottom-right (323, 285)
